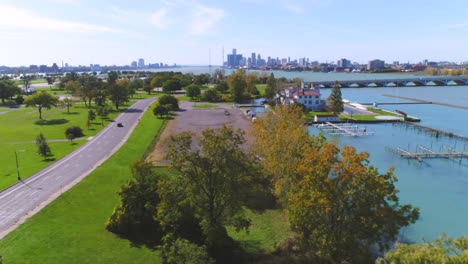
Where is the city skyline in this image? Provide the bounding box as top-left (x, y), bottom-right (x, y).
top-left (1, 0), bottom-right (468, 66)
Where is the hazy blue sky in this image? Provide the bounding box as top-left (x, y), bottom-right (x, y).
top-left (1, 0), bottom-right (467, 66)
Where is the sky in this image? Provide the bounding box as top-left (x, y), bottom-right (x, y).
top-left (1, 0), bottom-right (468, 67)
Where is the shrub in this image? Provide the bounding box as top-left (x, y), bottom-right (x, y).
top-left (158, 94), bottom-right (179, 110)
top-left (65, 126), bottom-right (84, 138)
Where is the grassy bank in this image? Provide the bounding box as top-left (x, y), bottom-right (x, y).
top-left (0, 101), bottom-right (164, 264)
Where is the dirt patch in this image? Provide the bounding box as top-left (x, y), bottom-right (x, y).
top-left (146, 101), bottom-right (254, 166)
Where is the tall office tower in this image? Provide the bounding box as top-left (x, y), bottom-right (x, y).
top-left (232, 49), bottom-right (237, 55)
top-left (138, 58), bottom-right (145, 67)
top-left (251, 53), bottom-right (256, 67)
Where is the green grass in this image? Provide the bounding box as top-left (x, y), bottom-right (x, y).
top-left (366, 107), bottom-right (399, 116)
top-left (14, 78), bottom-right (47, 85)
top-left (0, 101), bottom-right (164, 264)
top-left (227, 209), bottom-right (291, 255)
top-left (0, 103), bottom-right (121, 191)
top-left (341, 115), bottom-right (378, 121)
top-left (192, 103), bottom-right (218, 109)
top-left (256, 84), bottom-right (266, 96)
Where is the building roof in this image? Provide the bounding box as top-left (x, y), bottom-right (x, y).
top-left (292, 89), bottom-right (321, 97)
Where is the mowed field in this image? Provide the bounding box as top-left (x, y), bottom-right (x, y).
top-left (0, 103), bottom-right (120, 191)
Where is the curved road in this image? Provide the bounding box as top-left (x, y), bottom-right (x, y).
top-left (0, 98), bottom-right (156, 238)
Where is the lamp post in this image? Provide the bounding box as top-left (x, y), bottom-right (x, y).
top-left (15, 150), bottom-right (25, 181)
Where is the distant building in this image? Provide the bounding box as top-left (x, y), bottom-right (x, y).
top-left (367, 59), bottom-right (385, 71)
top-left (251, 53), bottom-right (256, 67)
top-left (51, 63), bottom-right (59, 72)
top-left (29, 65), bottom-right (38, 72)
top-left (131, 61), bottom-right (137, 67)
top-left (337, 58), bottom-right (351, 68)
top-left (227, 48), bottom-right (243, 68)
top-left (138, 58), bottom-right (145, 67)
top-left (39, 65), bottom-right (48, 72)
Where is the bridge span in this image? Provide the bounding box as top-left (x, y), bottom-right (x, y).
top-left (308, 76), bottom-right (468, 88)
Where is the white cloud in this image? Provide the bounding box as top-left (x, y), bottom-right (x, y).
top-left (0, 5), bottom-right (123, 34)
top-left (150, 8), bottom-right (170, 29)
top-left (191, 5), bottom-right (224, 35)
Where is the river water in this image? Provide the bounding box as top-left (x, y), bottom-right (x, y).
top-left (166, 67), bottom-right (468, 242)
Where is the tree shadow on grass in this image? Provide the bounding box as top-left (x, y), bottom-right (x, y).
top-left (35, 119), bottom-right (69, 126)
top-left (43, 157), bottom-right (56, 162)
top-left (62, 112), bottom-right (79, 115)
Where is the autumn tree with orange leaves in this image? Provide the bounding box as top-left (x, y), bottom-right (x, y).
top-left (252, 105), bottom-right (419, 263)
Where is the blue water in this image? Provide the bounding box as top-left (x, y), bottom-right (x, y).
top-left (161, 67), bottom-right (468, 242)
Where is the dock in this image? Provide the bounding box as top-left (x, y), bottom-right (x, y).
top-left (386, 145), bottom-right (468, 162)
top-left (395, 121), bottom-right (468, 141)
top-left (316, 122), bottom-right (374, 136)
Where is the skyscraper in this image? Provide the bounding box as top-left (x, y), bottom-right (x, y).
top-left (138, 58), bottom-right (145, 67)
top-left (251, 53), bottom-right (256, 67)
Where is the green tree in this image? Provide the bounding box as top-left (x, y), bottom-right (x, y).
top-left (21, 75), bottom-right (33, 89)
top-left (163, 79), bottom-right (182, 93)
top-left (106, 161), bottom-right (163, 243)
top-left (214, 81), bottom-right (229, 93)
top-left (158, 94), bottom-right (179, 110)
top-left (150, 76), bottom-right (166, 90)
top-left (379, 234), bottom-right (468, 264)
top-left (326, 81), bottom-right (344, 115)
top-left (161, 235), bottom-right (215, 264)
top-left (193, 74), bottom-right (210, 85)
top-left (265, 73), bottom-right (277, 99)
top-left (166, 127), bottom-right (256, 230)
top-left (227, 69), bottom-right (246, 103)
top-left (185, 84), bottom-right (201, 100)
top-left (36, 133), bottom-right (52, 159)
top-left (200, 88), bottom-right (219, 102)
top-left (65, 126), bottom-right (84, 139)
top-left (108, 79), bottom-right (131, 109)
top-left (24, 91), bottom-right (59, 119)
top-left (45, 76), bottom-right (55, 87)
top-left (0, 76), bottom-right (21, 104)
top-left (245, 72), bottom-right (260, 95)
top-left (153, 104), bottom-right (168, 119)
top-left (61, 97), bottom-right (74, 113)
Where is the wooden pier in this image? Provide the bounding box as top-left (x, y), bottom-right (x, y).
top-left (316, 122), bottom-right (374, 136)
top-left (395, 121), bottom-right (468, 141)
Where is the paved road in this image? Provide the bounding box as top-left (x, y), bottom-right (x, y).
top-left (0, 98), bottom-right (156, 238)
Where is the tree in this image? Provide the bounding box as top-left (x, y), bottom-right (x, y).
top-left (166, 126), bottom-right (257, 234)
top-left (0, 77), bottom-right (21, 104)
top-left (379, 234), bottom-right (468, 264)
top-left (193, 74), bottom-right (210, 85)
top-left (21, 75), bottom-right (33, 89)
top-left (163, 79), bottom-right (182, 93)
top-left (288, 144), bottom-right (419, 262)
top-left (161, 235), bottom-right (215, 264)
top-left (184, 84), bottom-right (201, 100)
top-left (214, 81), bottom-right (229, 94)
top-left (88, 109), bottom-right (96, 122)
top-left (24, 91), bottom-right (59, 119)
top-left (96, 105), bottom-right (110, 124)
top-left (245, 72), bottom-right (260, 95)
top-left (108, 79), bottom-right (131, 109)
top-left (107, 161), bottom-right (164, 243)
top-left (158, 94), bottom-right (179, 110)
top-left (45, 76), bottom-right (55, 87)
top-left (200, 88), bottom-right (219, 102)
top-left (227, 69), bottom-right (246, 103)
top-left (153, 104), bottom-right (168, 118)
top-left (327, 81), bottom-right (344, 115)
top-left (61, 97), bottom-right (74, 113)
top-left (65, 126), bottom-right (84, 139)
top-left (150, 76), bottom-right (166, 90)
top-left (36, 133), bottom-right (52, 159)
top-left (265, 73), bottom-right (277, 99)
top-left (252, 105), bottom-right (419, 262)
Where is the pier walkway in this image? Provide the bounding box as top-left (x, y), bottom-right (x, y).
top-left (316, 122), bottom-right (374, 136)
top-left (308, 76), bottom-right (468, 88)
top-left (382, 94), bottom-right (468, 110)
top-left (395, 121), bottom-right (468, 141)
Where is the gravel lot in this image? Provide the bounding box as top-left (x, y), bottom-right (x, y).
top-left (146, 101), bottom-right (254, 165)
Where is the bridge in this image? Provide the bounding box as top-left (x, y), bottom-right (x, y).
top-left (308, 76), bottom-right (468, 88)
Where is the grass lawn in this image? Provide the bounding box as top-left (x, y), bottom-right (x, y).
top-left (192, 103), bottom-right (218, 109)
top-left (366, 107), bottom-right (399, 116)
top-left (256, 84), bottom-right (266, 96)
top-left (0, 103), bottom-right (122, 191)
top-left (0, 101), bottom-right (164, 264)
top-left (341, 115), bottom-right (378, 121)
top-left (227, 209), bottom-right (291, 255)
